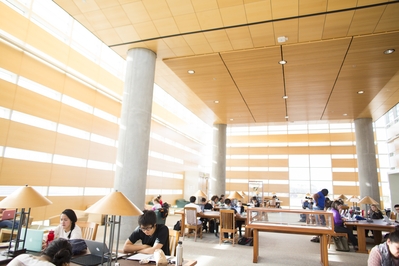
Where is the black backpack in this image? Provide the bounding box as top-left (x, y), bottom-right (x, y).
top-left (173, 220), bottom-right (181, 231)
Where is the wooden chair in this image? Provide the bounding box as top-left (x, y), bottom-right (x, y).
top-left (168, 229), bottom-right (180, 256)
top-left (219, 209), bottom-right (238, 246)
top-left (183, 207), bottom-right (202, 241)
top-left (76, 221), bottom-right (98, 240)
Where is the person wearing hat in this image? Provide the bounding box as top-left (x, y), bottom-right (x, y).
top-left (54, 209), bottom-right (82, 240)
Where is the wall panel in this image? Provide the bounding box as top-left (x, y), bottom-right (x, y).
top-left (54, 133), bottom-right (90, 158)
top-left (88, 142), bottom-right (117, 163)
top-left (332, 159), bottom-right (357, 168)
top-left (85, 169), bottom-right (114, 187)
top-left (6, 122), bottom-right (57, 153)
top-left (333, 172), bottom-right (358, 181)
top-left (63, 76), bottom-right (96, 106)
top-left (50, 165), bottom-right (87, 187)
top-left (91, 116), bottom-right (119, 139)
top-left (0, 159), bottom-right (52, 185)
top-left (0, 80), bottom-right (17, 109)
top-left (13, 86), bottom-right (62, 122)
top-left (0, 2), bottom-right (29, 46)
top-left (58, 104), bottom-right (93, 132)
top-left (0, 119), bottom-right (10, 146)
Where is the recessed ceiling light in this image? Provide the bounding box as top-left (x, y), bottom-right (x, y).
top-left (230, 118), bottom-right (234, 121)
top-left (285, 116), bottom-right (289, 119)
top-left (282, 95), bottom-right (288, 99)
top-left (357, 90), bottom-right (364, 94)
top-left (188, 70), bottom-right (195, 74)
top-left (384, 49), bottom-right (395, 55)
top-left (214, 100), bottom-right (219, 104)
top-left (279, 60), bottom-right (287, 65)
top-left (343, 113), bottom-right (348, 116)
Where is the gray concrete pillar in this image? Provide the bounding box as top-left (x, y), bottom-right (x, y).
top-left (114, 48), bottom-right (156, 240)
top-left (210, 124), bottom-right (227, 198)
top-left (354, 118), bottom-right (380, 205)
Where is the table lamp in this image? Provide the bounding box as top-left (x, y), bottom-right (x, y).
top-left (85, 191), bottom-right (142, 266)
top-left (194, 190), bottom-right (207, 204)
top-left (337, 194), bottom-right (348, 201)
top-left (0, 185), bottom-right (52, 256)
top-left (347, 196), bottom-right (359, 209)
top-left (358, 196), bottom-right (379, 223)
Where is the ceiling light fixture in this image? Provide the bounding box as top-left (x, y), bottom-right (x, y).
top-left (357, 90), bottom-right (364, 94)
top-left (343, 113), bottom-right (348, 116)
top-left (279, 60), bottom-right (287, 65)
top-left (230, 118), bottom-right (234, 121)
top-left (282, 95), bottom-right (288, 99)
top-left (214, 100), bottom-right (219, 103)
top-left (187, 70), bottom-right (195, 74)
top-left (384, 49), bottom-right (395, 55)
top-left (285, 116), bottom-right (289, 119)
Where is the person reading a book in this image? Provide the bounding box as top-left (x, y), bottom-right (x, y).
top-left (123, 210), bottom-right (170, 255)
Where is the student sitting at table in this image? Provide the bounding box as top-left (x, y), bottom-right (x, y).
top-left (0, 209), bottom-right (19, 229)
top-left (54, 209), bottom-right (82, 240)
top-left (224, 198), bottom-right (244, 238)
top-left (368, 225), bottom-right (399, 266)
top-left (391, 204), bottom-right (399, 222)
top-left (331, 200), bottom-right (358, 251)
top-left (8, 238), bottom-right (73, 266)
top-left (123, 210), bottom-right (170, 255)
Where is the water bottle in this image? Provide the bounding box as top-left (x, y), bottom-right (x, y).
top-left (46, 230), bottom-right (54, 247)
top-left (176, 241), bottom-right (183, 266)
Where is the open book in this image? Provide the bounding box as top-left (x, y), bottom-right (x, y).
top-left (127, 253), bottom-right (175, 263)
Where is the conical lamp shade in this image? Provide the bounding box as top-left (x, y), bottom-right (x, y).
top-left (0, 185), bottom-right (52, 208)
top-left (228, 191), bottom-right (243, 199)
top-left (238, 191), bottom-right (246, 196)
top-left (337, 194), bottom-right (348, 200)
top-left (358, 196), bottom-right (379, 205)
top-left (85, 191), bottom-right (143, 216)
top-left (347, 196), bottom-right (359, 203)
top-left (194, 190), bottom-right (207, 198)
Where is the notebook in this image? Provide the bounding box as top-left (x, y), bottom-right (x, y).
top-left (1, 210), bottom-right (15, 221)
top-left (71, 240), bottom-right (111, 266)
top-left (21, 228), bottom-right (44, 252)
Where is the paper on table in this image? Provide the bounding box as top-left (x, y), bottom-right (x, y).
top-left (127, 253), bottom-right (173, 262)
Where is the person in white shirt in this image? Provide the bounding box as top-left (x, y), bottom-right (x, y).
top-left (53, 209), bottom-right (82, 240)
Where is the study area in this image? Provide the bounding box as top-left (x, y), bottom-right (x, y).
top-left (1, 0), bottom-right (399, 265)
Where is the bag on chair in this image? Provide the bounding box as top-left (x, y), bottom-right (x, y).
top-left (238, 237), bottom-right (253, 246)
top-left (332, 236), bottom-right (350, 252)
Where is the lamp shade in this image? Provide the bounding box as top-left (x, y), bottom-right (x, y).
top-left (337, 194), bottom-right (348, 200)
top-left (238, 191), bottom-right (246, 196)
top-left (85, 191), bottom-right (142, 216)
top-left (348, 196), bottom-right (359, 203)
top-left (227, 191), bottom-right (244, 199)
top-left (194, 190), bottom-right (207, 198)
top-left (358, 196), bottom-right (379, 205)
top-left (0, 185), bottom-right (52, 208)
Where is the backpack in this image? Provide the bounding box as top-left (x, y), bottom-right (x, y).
top-left (159, 202), bottom-right (169, 218)
top-left (173, 220), bottom-right (181, 231)
top-left (68, 239), bottom-right (88, 255)
top-left (238, 237), bottom-right (253, 246)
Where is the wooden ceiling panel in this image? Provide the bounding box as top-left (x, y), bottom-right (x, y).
top-left (375, 5), bottom-right (399, 32)
top-left (244, 0), bottom-right (273, 23)
top-left (298, 0), bottom-right (327, 15)
top-left (220, 5), bottom-right (247, 27)
top-left (203, 30), bottom-right (233, 52)
top-left (322, 11), bottom-right (354, 39)
top-left (55, 0), bottom-right (399, 125)
top-left (174, 13), bottom-right (202, 33)
top-left (270, 0), bottom-right (298, 19)
top-left (166, 0), bottom-right (195, 16)
top-left (121, 2), bottom-right (151, 24)
top-left (101, 5), bottom-right (131, 27)
top-left (298, 16), bottom-right (325, 42)
top-left (225, 27), bottom-right (254, 50)
top-left (348, 6), bottom-right (386, 36)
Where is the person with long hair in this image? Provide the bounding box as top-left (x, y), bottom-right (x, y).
top-left (331, 200), bottom-right (358, 251)
top-left (368, 225), bottom-right (399, 265)
top-left (54, 209), bottom-right (82, 240)
top-left (8, 238), bottom-right (72, 266)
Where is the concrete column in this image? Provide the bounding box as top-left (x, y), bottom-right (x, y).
top-left (354, 118), bottom-right (380, 204)
top-left (210, 124), bottom-right (227, 197)
top-left (114, 48), bottom-right (156, 240)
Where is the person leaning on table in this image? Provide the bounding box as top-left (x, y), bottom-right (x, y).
top-left (8, 238), bottom-right (72, 266)
top-left (368, 225), bottom-right (399, 266)
top-left (123, 210), bottom-right (170, 255)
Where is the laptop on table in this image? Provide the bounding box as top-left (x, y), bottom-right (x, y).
top-left (21, 228), bottom-right (45, 252)
top-left (1, 210), bottom-right (16, 221)
top-left (71, 240), bottom-right (111, 266)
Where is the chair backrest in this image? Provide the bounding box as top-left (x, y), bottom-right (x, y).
top-left (220, 209), bottom-right (235, 230)
top-left (184, 207), bottom-right (198, 225)
top-left (168, 228), bottom-right (180, 256)
top-left (76, 221), bottom-right (98, 240)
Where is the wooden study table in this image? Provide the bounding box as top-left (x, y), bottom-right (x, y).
top-left (70, 258), bottom-right (197, 266)
top-left (345, 219), bottom-right (396, 253)
top-left (175, 210), bottom-right (247, 237)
